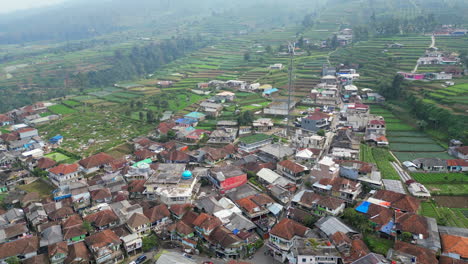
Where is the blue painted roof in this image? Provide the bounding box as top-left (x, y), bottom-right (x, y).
top-left (380, 220), bottom-right (394, 235)
top-left (263, 88), bottom-right (279, 95)
top-left (182, 170), bottom-right (193, 180)
top-left (176, 118), bottom-right (197, 124)
top-left (356, 201), bottom-right (370, 213)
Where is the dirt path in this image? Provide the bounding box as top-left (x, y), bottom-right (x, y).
top-left (411, 35), bottom-right (435, 73)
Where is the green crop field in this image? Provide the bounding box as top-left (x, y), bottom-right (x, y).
top-left (389, 143), bottom-right (445, 152)
top-left (420, 202), bottom-right (468, 228)
top-left (392, 151), bottom-right (453, 161)
top-left (372, 148), bottom-right (400, 180)
top-left (411, 172), bottom-right (468, 184)
top-left (62, 100), bottom-right (81, 107)
top-left (425, 184), bottom-right (468, 196)
top-left (48, 104), bottom-right (77, 115)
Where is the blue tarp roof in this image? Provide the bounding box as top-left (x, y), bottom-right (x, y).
top-left (356, 201), bottom-right (370, 213)
top-left (176, 118), bottom-right (197, 124)
top-left (263, 88), bottom-right (279, 95)
top-left (380, 220), bottom-right (394, 235)
top-left (50, 135), bottom-right (63, 141)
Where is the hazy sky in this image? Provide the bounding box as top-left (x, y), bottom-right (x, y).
top-left (0, 0), bottom-right (66, 14)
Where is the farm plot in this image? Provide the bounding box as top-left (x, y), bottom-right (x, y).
top-left (389, 143), bottom-right (445, 152)
top-left (62, 100), bottom-right (81, 107)
top-left (392, 151), bottom-right (453, 161)
top-left (45, 152), bottom-right (73, 163)
top-left (420, 201), bottom-right (468, 228)
top-left (411, 172), bottom-right (467, 184)
top-left (372, 148), bottom-right (400, 180)
top-left (48, 104), bottom-right (76, 115)
top-left (425, 184), bottom-right (468, 196)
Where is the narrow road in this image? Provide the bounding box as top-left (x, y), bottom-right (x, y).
top-left (391, 162), bottom-right (411, 182)
top-left (411, 35), bottom-right (435, 73)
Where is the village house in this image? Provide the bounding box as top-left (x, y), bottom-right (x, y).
top-left (216, 91), bottom-right (236, 101)
top-left (264, 99), bottom-right (297, 116)
top-left (84, 209), bottom-right (119, 231)
top-left (0, 236), bottom-right (39, 262)
top-left (79, 152), bottom-right (115, 174)
top-left (312, 176), bottom-right (362, 203)
top-left (277, 160), bottom-right (308, 183)
top-left (200, 101), bottom-right (223, 117)
top-left (412, 158), bottom-right (447, 172)
top-left (0, 114), bottom-right (12, 126)
top-left (62, 214), bottom-right (87, 244)
top-left (85, 229), bottom-right (124, 264)
top-left (292, 190), bottom-right (345, 216)
top-left (109, 200), bottom-right (143, 225)
top-left (449, 145), bottom-right (468, 159)
top-left (48, 163), bottom-right (81, 186)
top-left (258, 144), bottom-right (295, 163)
top-left (207, 128), bottom-right (237, 144)
top-left (193, 213), bottom-right (222, 237)
top-left (267, 218), bottom-right (311, 263)
top-left (90, 188), bottom-right (112, 204)
top-left (48, 241), bottom-right (68, 264)
top-left (446, 159), bottom-right (468, 172)
top-left (0, 223), bottom-right (30, 243)
top-left (293, 237), bottom-right (341, 264)
top-left (144, 204), bottom-right (171, 230)
top-left (126, 212), bottom-right (151, 237)
top-left (371, 190), bottom-right (420, 213)
top-left (301, 112), bottom-right (331, 132)
top-left (337, 160), bottom-right (382, 188)
top-left (309, 156), bottom-right (340, 182)
top-left (206, 225), bottom-right (245, 260)
top-left (40, 225), bottom-right (63, 247)
top-left (238, 133), bottom-right (272, 153)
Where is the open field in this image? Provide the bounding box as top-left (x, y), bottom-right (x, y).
top-left (425, 184), bottom-right (468, 196)
top-left (420, 201), bottom-right (468, 228)
top-left (19, 179), bottom-right (55, 197)
top-left (48, 104), bottom-right (77, 115)
top-left (45, 152), bottom-right (73, 163)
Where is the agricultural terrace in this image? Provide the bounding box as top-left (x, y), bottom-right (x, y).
top-left (420, 201), bottom-right (468, 228)
top-left (370, 105), bottom-right (449, 162)
top-left (44, 152), bottom-right (77, 163)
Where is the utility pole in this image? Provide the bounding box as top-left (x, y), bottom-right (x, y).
top-left (286, 41), bottom-right (295, 137)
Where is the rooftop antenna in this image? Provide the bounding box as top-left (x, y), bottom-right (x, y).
top-left (286, 41), bottom-right (296, 137)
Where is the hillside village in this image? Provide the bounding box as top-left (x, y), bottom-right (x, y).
top-left (0, 26), bottom-right (468, 264)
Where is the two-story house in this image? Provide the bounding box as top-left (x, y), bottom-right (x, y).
top-left (48, 164), bottom-right (80, 186)
top-left (277, 160), bottom-right (308, 183)
top-left (126, 213), bottom-right (151, 237)
top-left (84, 210), bottom-right (119, 231)
top-left (313, 177), bottom-right (362, 203)
top-left (301, 112), bottom-right (330, 132)
top-left (193, 213), bottom-right (222, 237)
top-left (62, 214), bottom-right (87, 244)
top-left (84, 229), bottom-right (123, 264)
top-left (48, 241), bottom-right (68, 264)
top-left (268, 218), bottom-right (311, 263)
top-left (207, 226), bottom-right (245, 260)
top-left (208, 165), bottom-right (247, 194)
top-left (144, 204), bottom-right (171, 230)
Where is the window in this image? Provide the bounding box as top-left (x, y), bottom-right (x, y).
top-left (302, 258), bottom-right (306, 262)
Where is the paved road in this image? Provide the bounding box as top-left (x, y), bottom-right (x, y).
top-left (412, 35), bottom-right (435, 73)
top-left (391, 162), bottom-right (412, 182)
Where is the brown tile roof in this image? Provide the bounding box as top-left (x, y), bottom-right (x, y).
top-left (0, 236), bottom-right (39, 259)
top-left (278, 160), bottom-right (307, 173)
top-left (0, 114), bottom-right (12, 122)
top-left (107, 158), bottom-right (127, 171)
top-left (306, 112), bottom-right (329, 120)
top-left (23, 253), bottom-right (50, 264)
top-left (193, 213), bottom-right (222, 231)
top-left (170, 221), bottom-right (195, 236)
top-left (299, 192), bottom-right (323, 208)
top-left (158, 122), bottom-right (176, 135)
top-left (287, 207), bottom-right (314, 224)
top-left (49, 163), bottom-right (79, 175)
top-left (65, 241), bottom-right (90, 264)
top-left (395, 213), bottom-right (429, 237)
top-left (127, 213), bottom-right (150, 229)
top-left (48, 206), bottom-right (74, 220)
top-left (84, 209), bottom-right (118, 228)
top-left (242, 161), bottom-right (276, 173)
top-left (373, 190), bottom-right (420, 213)
top-left (362, 203), bottom-right (393, 226)
top-left (128, 180), bottom-right (146, 193)
top-left (48, 241), bottom-right (68, 258)
top-left (0, 132), bottom-right (19, 142)
top-left (347, 239), bottom-right (370, 262)
top-left (62, 215), bottom-right (87, 240)
top-left (439, 256), bottom-right (467, 264)
top-left (134, 149), bottom-right (155, 160)
top-left (36, 157), bottom-right (57, 169)
top-left (90, 188), bottom-right (111, 201)
top-left (250, 193), bottom-right (274, 206)
top-left (181, 211), bottom-right (199, 226)
top-left (394, 241), bottom-right (438, 264)
top-left (163, 150), bottom-right (190, 162)
top-left (3, 223), bottom-right (28, 238)
top-left (454, 146), bottom-right (468, 155)
top-left (144, 204), bottom-right (170, 223)
top-left (208, 226), bottom-right (243, 248)
top-left (270, 218), bottom-right (309, 240)
top-left (85, 229), bottom-right (120, 249)
top-left (79, 152), bottom-right (115, 169)
top-left (62, 214), bottom-right (83, 228)
top-left (446, 159), bottom-right (468, 167)
top-left (330, 231), bottom-right (352, 246)
top-left (316, 196), bottom-right (344, 210)
top-left (441, 234), bottom-right (468, 259)
top-left (169, 203), bottom-right (192, 217)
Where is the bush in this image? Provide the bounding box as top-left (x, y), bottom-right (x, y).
top-left (142, 234), bottom-right (158, 252)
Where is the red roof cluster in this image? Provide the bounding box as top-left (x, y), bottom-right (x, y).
top-left (79, 152), bottom-right (115, 169)
top-left (49, 163), bottom-right (79, 175)
top-left (270, 218), bottom-right (309, 240)
top-left (278, 160), bottom-right (307, 174)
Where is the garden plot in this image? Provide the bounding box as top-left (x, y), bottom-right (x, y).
top-left (411, 173), bottom-right (467, 184)
top-left (48, 104), bottom-right (76, 115)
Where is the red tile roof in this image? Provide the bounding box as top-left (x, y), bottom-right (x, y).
top-left (0, 114), bottom-right (12, 122)
top-left (278, 160), bottom-right (307, 173)
top-left (48, 241), bottom-right (68, 258)
top-left (79, 152), bottom-right (114, 169)
top-left (163, 150), bottom-right (190, 162)
top-left (134, 149), bottom-right (155, 160)
top-left (270, 218), bottom-right (309, 240)
top-left (65, 242), bottom-right (90, 264)
top-left (440, 234), bottom-right (468, 259)
top-left (447, 159), bottom-right (468, 167)
top-left (369, 120), bottom-right (385, 126)
top-left (305, 112), bottom-right (329, 120)
top-left (193, 213), bottom-right (222, 231)
top-left (49, 163), bottom-right (79, 175)
top-left (128, 180), bottom-right (146, 193)
top-left (18, 127), bottom-right (37, 133)
top-left (454, 146), bottom-right (468, 155)
top-left (347, 239), bottom-right (370, 262)
top-left (127, 213), bottom-right (150, 229)
top-left (36, 157), bottom-right (57, 169)
top-left (158, 122), bottom-right (176, 134)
